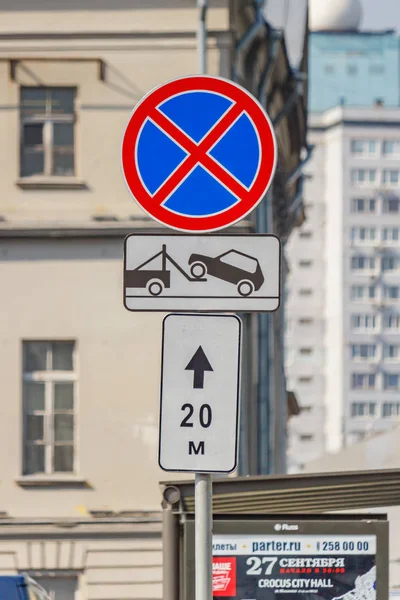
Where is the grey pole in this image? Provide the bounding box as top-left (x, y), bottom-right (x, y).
top-left (195, 473), bottom-right (213, 600)
top-left (162, 505), bottom-right (179, 600)
top-left (197, 0), bottom-right (208, 75)
top-left (196, 2), bottom-right (212, 599)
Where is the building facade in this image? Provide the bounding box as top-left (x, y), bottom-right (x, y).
top-left (0, 0), bottom-right (308, 597)
top-left (286, 0), bottom-right (400, 471)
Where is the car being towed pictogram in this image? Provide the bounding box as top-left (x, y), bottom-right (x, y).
top-left (188, 249), bottom-right (264, 296)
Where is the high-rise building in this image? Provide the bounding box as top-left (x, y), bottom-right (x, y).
top-left (286, 0), bottom-right (400, 471)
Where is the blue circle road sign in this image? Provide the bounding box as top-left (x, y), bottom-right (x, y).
top-left (121, 75), bottom-right (277, 232)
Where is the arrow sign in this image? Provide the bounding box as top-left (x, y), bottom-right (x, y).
top-left (185, 346), bottom-right (213, 389)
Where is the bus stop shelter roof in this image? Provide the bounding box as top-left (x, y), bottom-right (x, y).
top-left (160, 468), bottom-right (400, 514)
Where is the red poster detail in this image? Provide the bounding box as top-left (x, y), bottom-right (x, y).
top-left (213, 557), bottom-right (237, 597)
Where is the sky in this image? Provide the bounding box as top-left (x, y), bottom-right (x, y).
top-left (362, 0), bottom-right (400, 32)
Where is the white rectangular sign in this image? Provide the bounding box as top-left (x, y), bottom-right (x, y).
top-left (159, 313), bottom-right (241, 473)
top-left (124, 234), bottom-right (281, 312)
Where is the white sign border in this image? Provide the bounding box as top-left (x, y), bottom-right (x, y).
top-left (158, 312), bottom-right (242, 473)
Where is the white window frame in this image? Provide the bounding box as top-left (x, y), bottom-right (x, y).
top-left (351, 314), bottom-right (377, 331)
top-left (351, 227), bottom-right (377, 245)
top-left (384, 285), bottom-right (400, 300)
top-left (351, 197), bottom-right (376, 213)
top-left (350, 343), bottom-right (377, 360)
top-left (382, 169), bottom-right (400, 187)
top-left (382, 140), bottom-right (400, 157)
top-left (351, 168), bottom-right (377, 187)
top-left (351, 285), bottom-right (376, 301)
top-left (351, 373), bottom-right (376, 390)
top-left (382, 401), bottom-right (400, 416)
top-left (351, 255), bottom-right (376, 271)
top-left (22, 341), bottom-right (77, 476)
top-left (383, 314), bottom-right (400, 331)
top-left (383, 345), bottom-right (400, 361)
top-left (351, 402), bottom-right (377, 418)
top-left (20, 87), bottom-right (76, 179)
top-left (383, 196), bottom-right (400, 213)
top-left (350, 139), bottom-right (377, 157)
top-left (383, 227), bottom-right (400, 243)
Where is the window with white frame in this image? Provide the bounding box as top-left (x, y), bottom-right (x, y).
top-left (351, 344), bottom-right (377, 360)
top-left (22, 341), bottom-right (76, 475)
top-left (20, 87), bottom-right (76, 178)
top-left (351, 314), bottom-right (376, 330)
top-left (383, 345), bottom-right (400, 360)
top-left (383, 314), bottom-right (400, 330)
top-left (383, 170), bottom-right (400, 186)
top-left (351, 256), bottom-right (376, 271)
top-left (351, 373), bottom-right (376, 390)
top-left (383, 227), bottom-right (400, 242)
top-left (382, 402), bottom-right (400, 416)
top-left (351, 227), bottom-right (377, 243)
top-left (351, 402), bottom-right (376, 417)
top-left (383, 373), bottom-right (400, 390)
top-left (383, 196), bottom-right (400, 213)
top-left (351, 285), bottom-right (376, 300)
top-left (382, 256), bottom-right (400, 271)
top-left (351, 197), bottom-right (376, 213)
top-left (350, 139), bottom-right (377, 156)
top-left (383, 140), bottom-right (400, 156)
top-left (351, 169), bottom-right (377, 186)
top-left (384, 285), bottom-right (400, 299)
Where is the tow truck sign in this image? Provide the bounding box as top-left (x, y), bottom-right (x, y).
top-left (123, 233), bottom-right (281, 313)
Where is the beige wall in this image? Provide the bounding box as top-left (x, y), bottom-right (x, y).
top-left (0, 0), bottom-right (232, 518)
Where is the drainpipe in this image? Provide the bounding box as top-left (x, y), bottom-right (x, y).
top-left (197, 0), bottom-right (208, 75)
top-left (254, 26), bottom-right (281, 475)
top-left (233, 0), bottom-right (265, 82)
top-left (285, 144), bottom-right (314, 188)
top-left (273, 72), bottom-right (306, 127)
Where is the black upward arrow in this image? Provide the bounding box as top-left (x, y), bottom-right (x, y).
top-left (185, 346), bottom-right (213, 389)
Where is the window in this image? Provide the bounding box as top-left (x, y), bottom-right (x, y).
top-left (351, 256), bottom-right (376, 270)
top-left (301, 406), bottom-right (313, 412)
top-left (351, 285), bottom-right (376, 300)
top-left (369, 64), bottom-right (385, 75)
top-left (298, 376), bottom-right (313, 384)
top-left (324, 65), bottom-right (335, 74)
top-left (351, 198), bottom-right (376, 213)
top-left (383, 373), bottom-right (399, 390)
top-left (383, 170), bottom-right (400, 186)
top-left (383, 140), bottom-right (400, 156)
top-left (382, 256), bottom-right (400, 271)
top-left (299, 348), bottom-right (313, 355)
top-left (383, 227), bottom-right (400, 242)
top-left (351, 402), bottom-right (376, 417)
top-left (299, 434), bottom-right (314, 442)
top-left (299, 231), bottom-right (312, 239)
top-left (383, 345), bottom-right (400, 360)
top-left (20, 87), bottom-right (75, 178)
top-left (351, 169), bottom-right (377, 186)
top-left (298, 318), bottom-right (314, 325)
top-left (351, 373), bottom-right (376, 389)
top-left (299, 289), bottom-right (313, 296)
top-left (350, 140), bottom-right (377, 155)
top-left (22, 341), bottom-right (76, 475)
top-left (384, 285), bottom-right (400, 299)
top-left (383, 402), bottom-right (400, 416)
top-left (351, 314), bottom-right (376, 330)
top-left (383, 314), bottom-right (400, 330)
top-left (351, 344), bottom-right (376, 359)
top-left (299, 260), bottom-right (313, 267)
top-left (347, 65), bottom-right (358, 76)
top-left (383, 197), bottom-right (400, 212)
top-left (351, 227), bottom-right (376, 243)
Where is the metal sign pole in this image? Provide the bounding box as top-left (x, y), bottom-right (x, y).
top-left (195, 473), bottom-right (213, 600)
top-left (196, 3), bottom-right (212, 599)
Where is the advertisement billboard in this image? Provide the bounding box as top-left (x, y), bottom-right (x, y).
top-left (183, 517), bottom-right (388, 600)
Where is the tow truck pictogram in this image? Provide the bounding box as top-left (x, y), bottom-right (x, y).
top-left (124, 244), bottom-right (206, 296)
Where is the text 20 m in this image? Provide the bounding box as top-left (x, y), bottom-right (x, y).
top-left (180, 404), bottom-right (212, 428)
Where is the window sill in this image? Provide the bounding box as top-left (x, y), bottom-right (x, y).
top-left (15, 475), bottom-right (90, 488)
top-left (16, 177), bottom-right (88, 190)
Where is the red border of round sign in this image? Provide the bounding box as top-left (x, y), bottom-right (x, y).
top-left (121, 75), bottom-right (277, 233)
